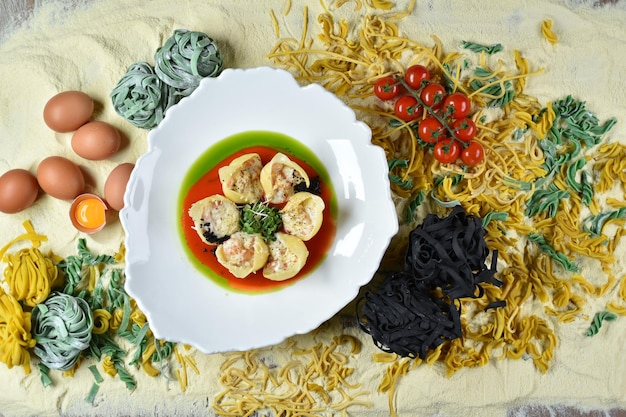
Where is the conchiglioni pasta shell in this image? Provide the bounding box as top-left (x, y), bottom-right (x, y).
top-left (218, 153), bottom-right (264, 204)
top-left (216, 232), bottom-right (269, 278)
top-left (188, 194), bottom-right (240, 245)
top-left (260, 153), bottom-right (310, 204)
top-left (263, 232), bottom-right (309, 281)
top-left (281, 192), bottom-right (325, 241)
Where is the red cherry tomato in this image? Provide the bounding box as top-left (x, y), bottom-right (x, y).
top-left (417, 116), bottom-right (447, 144)
top-left (443, 92), bottom-right (471, 119)
top-left (433, 139), bottom-right (461, 164)
top-left (394, 96), bottom-right (423, 122)
top-left (404, 65), bottom-right (431, 90)
top-left (451, 117), bottom-right (477, 142)
top-left (374, 76), bottom-right (401, 100)
top-left (460, 141), bottom-right (485, 166)
top-left (420, 83), bottom-right (447, 109)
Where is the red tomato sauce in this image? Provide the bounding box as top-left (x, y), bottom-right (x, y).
top-left (181, 146), bottom-right (336, 293)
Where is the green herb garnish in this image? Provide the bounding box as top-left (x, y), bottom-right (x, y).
top-left (240, 202), bottom-right (283, 241)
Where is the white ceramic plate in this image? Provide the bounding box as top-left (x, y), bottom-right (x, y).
top-left (121, 67), bottom-right (398, 354)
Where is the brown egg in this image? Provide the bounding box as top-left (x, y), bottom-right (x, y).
top-left (71, 121), bottom-right (121, 160)
top-left (36, 156), bottom-right (85, 200)
top-left (104, 163), bottom-right (134, 211)
top-left (43, 91), bottom-right (94, 133)
top-left (0, 169), bottom-right (40, 213)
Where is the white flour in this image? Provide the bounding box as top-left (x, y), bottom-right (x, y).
top-left (0, 1), bottom-right (625, 416)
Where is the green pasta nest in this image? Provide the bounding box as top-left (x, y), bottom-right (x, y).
top-left (111, 29), bottom-right (223, 129)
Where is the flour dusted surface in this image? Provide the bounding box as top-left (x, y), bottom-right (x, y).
top-left (0, 1), bottom-right (625, 416)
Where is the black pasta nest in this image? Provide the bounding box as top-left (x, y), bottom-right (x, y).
top-left (357, 206), bottom-right (502, 359)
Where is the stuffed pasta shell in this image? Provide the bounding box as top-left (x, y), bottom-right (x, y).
top-left (280, 192), bottom-right (325, 241)
top-left (260, 153), bottom-right (310, 204)
top-left (263, 232), bottom-right (309, 281)
top-left (188, 195), bottom-right (240, 245)
top-left (218, 153), bottom-right (264, 204)
top-left (215, 232), bottom-right (269, 278)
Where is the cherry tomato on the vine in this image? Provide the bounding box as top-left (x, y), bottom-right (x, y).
top-left (443, 92), bottom-right (471, 119)
top-left (420, 83), bottom-right (447, 109)
top-left (404, 65), bottom-right (431, 90)
top-left (460, 141), bottom-right (485, 166)
top-left (433, 139), bottom-right (461, 164)
top-left (417, 116), bottom-right (447, 144)
top-left (394, 95), bottom-right (423, 122)
top-left (451, 117), bottom-right (477, 142)
top-left (374, 76), bottom-right (401, 100)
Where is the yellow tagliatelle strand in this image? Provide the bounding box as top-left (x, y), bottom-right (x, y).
top-left (0, 220), bottom-right (48, 259)
top-left (270, 9), bottom-right (280, 37)
top-left (541, 19), bottom-right (559, 45)
top-left (213, 335), bottom-right (368, 417)
top-left (92, 309), bottom-right (112, 335)
top-left (365, 0), bottom-right (394, 11)
top-left (102, 355), bottom-right (117, 377)
top-left (377, 357), bottom-right (411, 417)
top-left (0, 287), bottom-right (36, 373)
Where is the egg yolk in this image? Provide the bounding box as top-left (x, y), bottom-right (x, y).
top-left (75, 198), bottom-right (106, 229)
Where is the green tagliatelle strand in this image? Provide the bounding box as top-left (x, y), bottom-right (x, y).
top-left (460, 40), bottom-right (503, 55)
top-left (85, 383), bottom-right (100, 404)
top-left (38, 363), bottom-right (52, 387)
top-left (580, 171), bottom-right (593, 206)
top-left (32, 292), bottom-right (94, 371)
top-left (528, 233), bottom-right (579, 272)
top-left (481, 211), bottom-right (509, 227)
top-left (583, 207), bottom-right (626, 237)
top-left (77, 239), bottom-right (116, 266)
top-left (154, 29), bottom-right (223, 96)
top-left (565, 158), bottom-right (586, 194)
top-left (525, 184), bottom-right (569, 218)
top-left (469, 67), bottom-right (515, 108)
top-left (586, 311), bottom-right (617, 336)
top-left (110, 61), bottom-right (178, 129)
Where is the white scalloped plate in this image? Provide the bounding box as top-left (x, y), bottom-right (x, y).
top-left (121, 67), bottom-right (397, 354)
